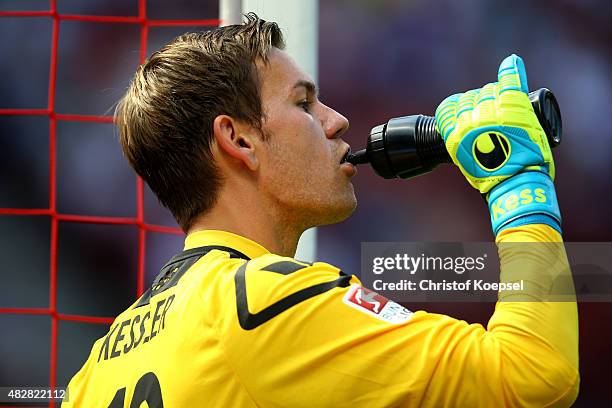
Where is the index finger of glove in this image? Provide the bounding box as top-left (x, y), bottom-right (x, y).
top-left (435, 93), bottom-right (461, 142)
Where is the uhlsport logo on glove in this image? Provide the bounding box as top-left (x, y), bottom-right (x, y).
top-left (473, 131), bottom-right (511, 171)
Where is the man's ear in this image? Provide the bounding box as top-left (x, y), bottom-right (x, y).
top-left (212, 115), bottom-right (260, 171)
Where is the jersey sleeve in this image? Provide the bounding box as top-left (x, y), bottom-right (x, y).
top-left (218, 232), bottom-right (579, 408)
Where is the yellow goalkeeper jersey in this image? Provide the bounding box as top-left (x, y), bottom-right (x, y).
top-left (63, 227), bottom-right (579, 407)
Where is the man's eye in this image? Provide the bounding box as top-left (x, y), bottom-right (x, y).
top-left (298, 100), bottom-right (311, 113)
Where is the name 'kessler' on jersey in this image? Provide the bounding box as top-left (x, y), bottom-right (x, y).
top-left (98, 295), bottom-right (175, 362)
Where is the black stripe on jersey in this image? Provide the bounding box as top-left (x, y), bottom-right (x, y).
top-left (235, 262), bottom-right (352, 330)
top-left (261, 260), bottom-right (309, 275)
top-left (135, 245), bottom-right (250, 308)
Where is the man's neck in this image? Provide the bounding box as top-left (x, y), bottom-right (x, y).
top-left (187, 189), bottom-right (305, 257)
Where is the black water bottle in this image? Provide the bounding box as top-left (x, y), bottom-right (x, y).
top-left (347, 88), bottom-right (562, 179)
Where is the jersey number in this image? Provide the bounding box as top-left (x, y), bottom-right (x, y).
top-left (107, 372), bottom-right (164, 408)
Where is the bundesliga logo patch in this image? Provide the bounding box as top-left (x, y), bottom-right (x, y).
top-left (343, 285), bottom-right (413, 324)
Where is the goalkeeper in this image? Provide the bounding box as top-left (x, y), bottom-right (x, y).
top-left (63, 14), bottom-right (578, 407)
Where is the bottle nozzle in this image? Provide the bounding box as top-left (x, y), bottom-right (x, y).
top-left (346, 149), bottom-right (369, 165)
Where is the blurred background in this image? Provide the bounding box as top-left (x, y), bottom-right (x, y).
top-left (0, 0), bottom-right (610, 406)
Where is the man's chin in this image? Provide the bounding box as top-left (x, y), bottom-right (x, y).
top-left (312, 196), bottom-right (357, 227)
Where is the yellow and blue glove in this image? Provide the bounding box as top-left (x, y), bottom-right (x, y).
top-left (435, 54), bottom-right (561, 235)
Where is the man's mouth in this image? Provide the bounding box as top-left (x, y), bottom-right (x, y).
top-left (340, 148), bottom-right (351, 164)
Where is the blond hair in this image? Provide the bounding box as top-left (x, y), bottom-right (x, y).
top-left (115, 13), bottom-right (284, 231)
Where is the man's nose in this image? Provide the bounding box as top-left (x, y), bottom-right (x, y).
top-left (322, 105), bottom-right (349, 140)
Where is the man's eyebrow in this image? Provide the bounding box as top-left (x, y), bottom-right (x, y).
top-left (292, 80), bottom-right (318, 97)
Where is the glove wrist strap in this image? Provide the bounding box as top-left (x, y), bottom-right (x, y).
top-left (487, 171), bottom-right (561, 235)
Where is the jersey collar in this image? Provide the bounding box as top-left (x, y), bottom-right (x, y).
top-left (184, 229), bottom-right (270, 260)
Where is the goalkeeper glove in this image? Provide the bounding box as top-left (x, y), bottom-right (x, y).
top-left (435, 54), bottom-right (561, 235)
